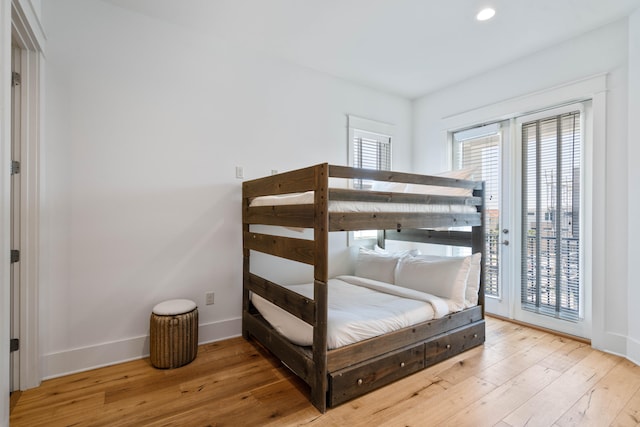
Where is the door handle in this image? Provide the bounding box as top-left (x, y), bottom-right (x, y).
top-left (501, 240), bottom-right (509, 246)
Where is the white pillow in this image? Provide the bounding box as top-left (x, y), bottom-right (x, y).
top-left (409, 253), bottom-right (482, 307)
top-left (373, 244), bottom-right (421, 257)
top-left (404, 168), bottom-right (477, 197)
top-left (465, 253), bottom-right (482, 306)
top-left (354, 249), bottom-right (401, 284)
top-left (394, 255), bottom-right (471, 311)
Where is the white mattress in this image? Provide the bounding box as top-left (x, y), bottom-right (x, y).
top-left (249, 190), bottom-right (477, 214)
top-left (250, 275), bottom-right (452, 350)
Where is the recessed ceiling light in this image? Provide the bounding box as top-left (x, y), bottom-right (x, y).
top-left (476, 8), bottom-right (496, 21)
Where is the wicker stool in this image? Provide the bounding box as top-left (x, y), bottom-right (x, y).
top-left (150, 299), bottom-right (198, 369)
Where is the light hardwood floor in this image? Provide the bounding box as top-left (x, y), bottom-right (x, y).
top-left (10, 316), bottom-right (640, 426)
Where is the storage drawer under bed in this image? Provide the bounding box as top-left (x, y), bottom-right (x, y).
top-left (424, 320), bottom-right (485, 367)
top-left (328, 344), bottom-right (424, 407)
top-left (327, 320), bottom-right (485, 407)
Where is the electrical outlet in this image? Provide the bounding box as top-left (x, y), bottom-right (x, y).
top-left (235, 166), bottom-right (244, 179)
top-left (271, 169), bottom-right (278, 175)
top-left (205, 292), bottom-right (215, 305)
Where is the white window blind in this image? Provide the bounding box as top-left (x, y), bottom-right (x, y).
top-left (453, 126), bottom-right (501, 298)
top-left (348, 116), bottom-right (393, 240)
top-left (521, 111), bottom-right (581, 322)
top-left (352, 129), bottom-right (391, 189)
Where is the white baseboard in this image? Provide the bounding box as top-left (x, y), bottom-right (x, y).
top-left (38, 317), bottom-right (640, 383)
top-left (628, 336), bottom-right (640, 367)
top-left (41, 317), bottom-right (242, 381)
top-left (591, 330), bottom-right (627, 356)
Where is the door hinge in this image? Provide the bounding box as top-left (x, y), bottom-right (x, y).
top-left (10, 338), bottom-right (19, 353)
top-left (10, 250), bottom-right (19, 263)
top-left (11, 160), bottom-right (20, 175)
top-left (12, 71), bottom-right (21, 87)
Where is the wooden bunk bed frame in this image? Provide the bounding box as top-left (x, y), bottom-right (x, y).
top-left (242, 163), bottom-right (486, 412)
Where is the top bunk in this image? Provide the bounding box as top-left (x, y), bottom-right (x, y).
top-left (242, 163), bottom-right (484, 233)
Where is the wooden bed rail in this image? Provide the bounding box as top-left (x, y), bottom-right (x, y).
top-left (329, 188), bottom-right (481, 205)
top-left (242, 163), bottom-right (482, 201)
top-left (329, 164), bottom-right (482, 190)
top-left (330, 212), bottom-right (480, 232)
top-left (243, 231), bottom-right (315, 265)
top-left (246, 272), bottom-right (316, 325)
top-left (243, 164), bottom-right (319, 198)
top-left (381, 229), bottom-right (476, 247)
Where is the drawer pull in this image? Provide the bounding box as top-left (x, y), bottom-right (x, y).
top-left (474, 333), bottom-right (478, 338)
top-left (357, 378), bottom-right (363, 386)
top-left (400, 362), bottom-right (405, 368)
top-left (446, 344), bottom-right (451, 349)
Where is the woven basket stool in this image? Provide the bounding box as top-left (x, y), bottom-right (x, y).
top-left (150, 299), bottom-right (198, 369)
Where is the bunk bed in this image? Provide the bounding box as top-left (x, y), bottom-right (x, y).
top-left (242, 163), bottom-right (486, 412)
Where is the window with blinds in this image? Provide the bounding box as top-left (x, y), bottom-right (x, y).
top-left (453, 124), bottom-right (501, 298)
top-left (348, 116), bottom-right (393, 241)
top-left (521, 111), bottom-right (581, 321)
top-left (352, 129), bottom-right (391, 189)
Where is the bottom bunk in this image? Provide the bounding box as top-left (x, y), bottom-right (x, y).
top-left (242, 245), bottom-right (486, 411)
top-left (244, 304), bottom-right (485, 408)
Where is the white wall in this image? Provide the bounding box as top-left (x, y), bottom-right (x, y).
top-left (413, 19), bottom-right (632, 356)
top-left (39, 0), bottom-right (412, 378)
top-left (627, 8), bottom-right (640, 365)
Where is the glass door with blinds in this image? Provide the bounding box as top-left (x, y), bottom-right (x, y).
top-left (453, 103), bottom-right (589, 337)
top-left (453, 121), bottom-right (512, 318)
top-left (515, 105), bottom-right (587, 336)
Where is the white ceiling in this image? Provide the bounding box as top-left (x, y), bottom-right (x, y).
top-left (102, 0), bottom-right (640, 99)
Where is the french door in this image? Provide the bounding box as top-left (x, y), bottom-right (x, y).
top-left (453, 120), bottom-right (512, 318)
top-left (453, 103), bottom-right (590, 338)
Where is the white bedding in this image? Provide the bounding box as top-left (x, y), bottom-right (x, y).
top-left (249, 190), bottom-right (477, 214)
top-left (250, 275), bottom-right (451, 350)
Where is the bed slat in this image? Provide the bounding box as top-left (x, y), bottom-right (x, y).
top-left (329, 188), bottom-right (481, 206)
top-left (243, 165), bottom-right (316, 198)
top-left (247, 273), bottom-right (316, 326)
top-left (383, 229), bottom-right (474, 247)
top-left (245, 204), bottom-right (315, 228)
top-left (245, 204), bottom-right (314, 228)
top-left (243, 231), bottom-right (315, 265)
top-left (329, 165), bottom-right (482, 190)
top-left (329, 212), bottom-right (481, 231)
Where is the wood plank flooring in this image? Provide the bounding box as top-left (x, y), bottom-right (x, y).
top-left (10, 317), bottom-right (640, 426)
